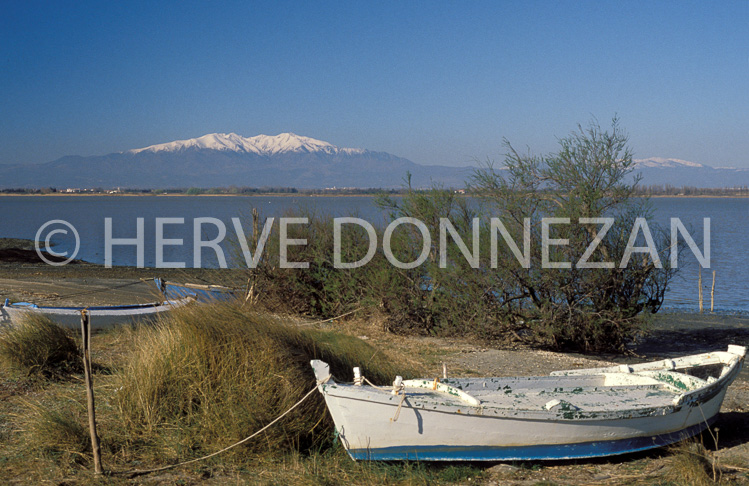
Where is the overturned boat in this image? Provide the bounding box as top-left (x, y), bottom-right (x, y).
top-left (311, 345), bottom-right (746, 461)
top-left (153, 277), bottom-right (240, 303)
top-left (0, 297), bottom-right (194, 329)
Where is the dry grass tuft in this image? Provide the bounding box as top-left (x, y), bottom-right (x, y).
top-left (665, 441), bottom-right (717, 486)
top-left (0, 313), bottom-right (81, 377)
top-left (17, 398), bottom-right (90, 466)
top-left (114, 303), bottom-right (412, 461)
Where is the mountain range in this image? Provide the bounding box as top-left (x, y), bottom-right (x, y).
top-left (0, 133), bottom-right (470, 189)
top-left (631, 157), bottom-right (749, 188)
top-left (0, 133), bottom-right (746, 189)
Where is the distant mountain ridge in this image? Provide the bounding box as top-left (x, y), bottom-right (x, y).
top-left (0, 134), bottom-right (747, 189)
top-left (631, 157), bottom-right (749, 188)
top-left (0, 133), bottom-right (470, 189)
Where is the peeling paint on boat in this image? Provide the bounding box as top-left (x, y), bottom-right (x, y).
top-left (653, 372), bottom-right (689, 390)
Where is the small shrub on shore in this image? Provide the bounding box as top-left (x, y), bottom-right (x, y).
top-left (246, 119), bottom-right (674, 353)
top-left (0, 314), bottom-right (81, 377)
top-left (115, 303), bottom-right (411, 461)
top-left (251, 206), bottom-right (399, 319)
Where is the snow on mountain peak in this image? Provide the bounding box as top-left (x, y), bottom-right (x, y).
top-left (633, 157), bottom-right (705, 169)
top-left (128, 132), bottom-right (366, 156)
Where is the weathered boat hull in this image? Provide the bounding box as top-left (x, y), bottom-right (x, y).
top-left (312, 346), bottom-right (745, 461)
top-left (345, 422), bottom-right (715, 461)
top-left (0, 297), bottom-right (193, 329)
top-left (325, 391), bottom-right (723, 461)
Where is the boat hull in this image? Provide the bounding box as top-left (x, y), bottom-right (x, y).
top-left (322, 385), bottom-right (726, 461)
top-left (0, 298), bottom-right (193, 329)
top-left (346, 421), bottom-right (714, 461)
top-left (312, 346), bottom-right (744, 461)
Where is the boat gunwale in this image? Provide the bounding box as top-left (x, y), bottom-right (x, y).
top-left (1, 298), bottom-right (192, 312)
top-left (314, 346), bottom-right (744, 422)
top-left (320, 382), bottom-right (682, 421)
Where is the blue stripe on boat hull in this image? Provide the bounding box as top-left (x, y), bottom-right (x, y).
top-left (347, 420), bottom-right (713, 461)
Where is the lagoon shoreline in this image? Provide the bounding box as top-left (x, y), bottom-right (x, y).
top-left (2, 192), bottom-right (749, 198)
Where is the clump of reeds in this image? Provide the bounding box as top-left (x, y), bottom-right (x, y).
top-left (0, 314), bottom-right (81, 377)
top-left (115, 303), bottom-right (410, 460)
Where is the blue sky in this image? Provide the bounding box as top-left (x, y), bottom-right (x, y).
top-left (1, 1), bottom-right (747, 168)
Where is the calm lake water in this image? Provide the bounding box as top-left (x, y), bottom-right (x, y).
top-left (1, 195), bottom-right (747, 312)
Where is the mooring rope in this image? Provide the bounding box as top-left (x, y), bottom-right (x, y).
top-left (32, 280), bottom-right (146, 304)
top-left (112, 376), bottom-right (329, 478)
top-left (361, 376), bottom-right (407, 422)
top-left (296, 306), bottom-right (371, 327)
top-left (391, 391), bottom-right (407, 422)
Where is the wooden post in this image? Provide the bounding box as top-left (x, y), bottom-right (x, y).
top-left (81, 310), bottom-right (103, 474)
top-left (711, 270), bottom-right (716, 313)
top-left (698, 268), bottom-right (703, 313)
top-left (244, 207), bottom-right (260, 306)
top-left (252, 207), bottom-right (259, 249)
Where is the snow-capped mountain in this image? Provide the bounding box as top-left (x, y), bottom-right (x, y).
top-left (631, 157), bottom-right (749, 188)
top-left (128, 132), bottom-right (366, 156)
top-left (633, 157), bottom-right (704, 169)
top-left (0, 133), bottom-right (470, 189)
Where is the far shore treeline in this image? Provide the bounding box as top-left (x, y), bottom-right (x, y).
top-left (2, 184), bottom-right (749, 197)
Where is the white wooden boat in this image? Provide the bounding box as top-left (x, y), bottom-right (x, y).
top-left (0, 297), bottom-right (194, 329)
top-left (311, 345), bottom-right (746, 461)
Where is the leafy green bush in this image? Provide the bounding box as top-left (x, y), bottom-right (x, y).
top-left (374, 180), bottom-right (509, 337)
top-left (469, 118), bottom-right (675, 351)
